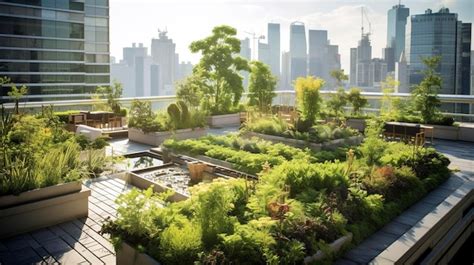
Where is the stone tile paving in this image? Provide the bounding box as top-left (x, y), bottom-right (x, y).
top-left (0, 176), bottom-right (134, 264)
top-left (335, 140), bottom-right (474, 265)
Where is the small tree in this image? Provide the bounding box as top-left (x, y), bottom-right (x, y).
top-left (411, 56), bottom-right (442, 123)
top-left (330, 69), bottom-right (348, 88)
top-left (247, 61), bottom-right (277, 113)
top-left (189, 25), bottom-right (250, 114)
top-left (380, 76), bottom-right (401, 121)
top-left (95, 81), bottom-right (123, 115)
top-left (294, 76), bottom-right (324, 123)
top-left (176, 74), bottom-right (205, 109)
top-left (2, 77), bottom-right (28, 115)
top-left (347, 87), bottom-right (368, 116)
top-left (326, 87), bottom-right (347, 118)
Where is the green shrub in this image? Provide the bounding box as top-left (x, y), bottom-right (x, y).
top-left (128, 100), bottom-right (164, 133)
top-left (295, 76), bottom-right (324, 123)
top-left (159, 221), bottom-right (202, 265)
top-left (347, 87), bottom-right (368, 116)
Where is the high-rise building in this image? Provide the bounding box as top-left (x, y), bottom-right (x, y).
top-left (369, 59), bottom-right (388, 86)
top-left (0, 0), bottom-right (110, 102)
top-left (383, 47), bottom-right (395, 73)
top-left (458, 23), bottom-right (472, 113)
top-left (289, 22), bottom-right (307, 84)
top-left (326, 44), bottom-right (341, 87)
top-left (395, 51), bottom-right (409, 93)
top-left (356, 34), bottom-right (372, 87)
top-left (267, 23), bottom-right (280, 78)
top-left (151, 30), bottom-right (177, 94)
top-left (240, 38), bottom-right (251, 89)
top-left (258, 42), bottom-right (270, 66)
top-left (471, 51), bottom-right (474, 114)
top-left (407, 8), bottom-right (471, 104)
top-left (123, 43), bottom-right (147, 66)
top-left (281, 51), bottom-right (291, 90)
top-left (176, 61), bottom-right (193, 82)
top-left (150, 64), bottom-right (160, 96)
top-left (350, 48), bottom-right (357, 86)
top-left (387, 4), bottom-right (409, 71)
top-left (308, 30), bottom-right (327, 79)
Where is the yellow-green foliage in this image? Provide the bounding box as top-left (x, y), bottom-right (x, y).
top-left (294, 76), bottom-right (324, 123)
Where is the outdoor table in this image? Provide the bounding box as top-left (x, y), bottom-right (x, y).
top-left (385, 121), bottom-right (434, 144)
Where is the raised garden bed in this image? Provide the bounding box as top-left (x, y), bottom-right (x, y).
top-left (242, 131), bottom-right (363, 151)
top-left (128, 127), bottom-right (208, 146)
top-left (345, 119), bottom-right (474, 142)
top-left (207, 113), bottom-right (240, 127)
top-left (124, 163), bottom-right (216, 202)
top-left (116, 233), bottom-right (353, 265)
top-left (0, 181), bottom-right (90, 238)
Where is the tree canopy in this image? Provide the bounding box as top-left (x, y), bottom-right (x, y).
top-left (248, 61), bottom-right (277, 113)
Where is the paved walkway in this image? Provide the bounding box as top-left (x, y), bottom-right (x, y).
top-left (336, 140), bottom-right (474, 264)
top-left (0, 177), bottom-right (134, 264)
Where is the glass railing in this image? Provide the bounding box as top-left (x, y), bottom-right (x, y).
top-left (2, 91), bottom-right (474, 121)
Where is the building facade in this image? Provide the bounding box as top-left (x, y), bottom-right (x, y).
top-left (0, 0), bottom-right (110, 102)
top-left (308, 30), bottom-right (327, 80)
top-left (355, 34), bottom-right (372, 87)
top-left (151, 30), bottom-right (177, 95)
top-left (289, 22), bottom-right (307, 84)
top-left (350, 48), bottom-right (357, 86)
top-left (267, 23), bottom-right (280, 80)
top-left (240, 38), bottom-right (251, 89)
top-left (386, 4), bottom-right (409, 72)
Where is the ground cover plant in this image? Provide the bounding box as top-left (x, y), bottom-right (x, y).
top-left (244, 115), bottom-right (359, 144)
top-left (163, 134), bottom-right (348, 175)
top-left (102, 119), bottom-right (451, 264)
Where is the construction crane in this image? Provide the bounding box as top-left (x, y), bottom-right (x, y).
top-left (361, 7), bottom-right (372, 38)
top-left (244, 31), bottom-right (265, 60)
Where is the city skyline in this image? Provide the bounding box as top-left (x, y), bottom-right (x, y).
top-left (110, 0), bottom-right (474, 74)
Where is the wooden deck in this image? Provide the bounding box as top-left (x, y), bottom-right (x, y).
top-left (0, 176), bottom-right (134, 264)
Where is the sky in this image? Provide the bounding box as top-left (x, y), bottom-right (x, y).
top-left (109, 0), bottom-right (474, 74)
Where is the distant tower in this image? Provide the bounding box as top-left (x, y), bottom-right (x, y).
top-left (395, 51), bottom-right (409, 93)
top-left (386, 4), bottom-right (409, 70)
top-left (350, 48), bottom-right (357, 86)
top-left (308, 30), bottom-right (328, 79)
top-left (289, 22), bottom-right (307, 84)
top-left (151, 29), bottom-right (177, 95)
top-left (281, 51), bottom-right (291, 90)
top-left (267, 23), bottom-right (281, 78)
top-left (240, 38), bottom-right (251, 89)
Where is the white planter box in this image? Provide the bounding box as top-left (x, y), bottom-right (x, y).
top-left (0, 181), bottom-right (90, 239)
top-left (458, 125), bottom-right (474, 142)
top-left (346, 118), bottom-right (367, 132)
top-left (242, 131), bottom-right (363, 151)
top-left (116, 242), bottom-right (161, 265)
top-left (207, 113), bottom-right (241, 127)
top-left (129, 127), bottom-right (208, 146)
top-left (425, 124), bottom-right (459, 140)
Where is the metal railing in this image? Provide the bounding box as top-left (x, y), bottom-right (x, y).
top-left (2, 90), bottom-right (474, 120)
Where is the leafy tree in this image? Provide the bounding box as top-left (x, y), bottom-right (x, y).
top-left (294, 76), bottom-right (324, 124)
top-left (189, 25), bottom-right (249, 114)
top-left (327, 87), bottom-right (347, 118)
top-left (128, 100), bottom-right (162, 133)
top-left (2, 77), bottom-right (28, 115)
top-left (411, 56), bottom-right (442, 123)
top-left (330, 69), bottom-right (348, 88)
top-left (95, 80), bottom-right (123, 115)
top-left (176, 74), bottom-right (205, 109)
top-left (347, 87), bottom-right (368, 116)
top-left (248, 61), bottom-right (277, 113)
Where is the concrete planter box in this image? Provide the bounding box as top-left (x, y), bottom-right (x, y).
top-left (116, 241), bottom-right (160, 265)
top-left (125, 171), bottom-right (189, 202)
top-left (129, 127), bottom-right (208, 146)
top-left (207, 113), bottom-right (240, 127)
top-left (0, 181), bottom-right (90, 239)
top-left (304, 233), bottom-right (353, 263)
top-left (458, 126), bottom-right (474, 142)
top-left (243, 131), bottom-right (363, 151)
top-left (424, 124), bottom-right (459, 140)
top-left (346, 118), bottom-right (367, 132)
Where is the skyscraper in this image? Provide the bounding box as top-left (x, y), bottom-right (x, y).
top-left (123, 43), bottom-right (147, 66)
top-left (281, 51), bottom-right (291, 90)
top-left (308, 30), bottom-right (328, 79)
top-left (240, 38), bottom-right (251, 89)
top-left (407, 8), bottom-right (471, 100)
top-left (386, 4), bottom-right (409, 71)
top-left (395, 51), bottom-right (409, 93)
top-left (356, 34), bottom-right (372, 87)
top-left (267, 23), bottom-right (280, 78)
top-left (350, 48), bottom-right (357, 86)
top-left (258, 42), bottom-right (270, 66)
top-left (151, 30), bottom-right (177, 94)
top-left (0, 0), bottom-right (110, 102)
top-left (289, 22), bottom-right (307, 84)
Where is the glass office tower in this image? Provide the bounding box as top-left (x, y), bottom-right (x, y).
top-left (289, 22), bottom-right (307, 84)
top-left (387, 4), bottom-right (409, 67)
top-left (0, 0), bottom-right (110, 102)
top-left (407, 8), bottom-right (471, 98)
